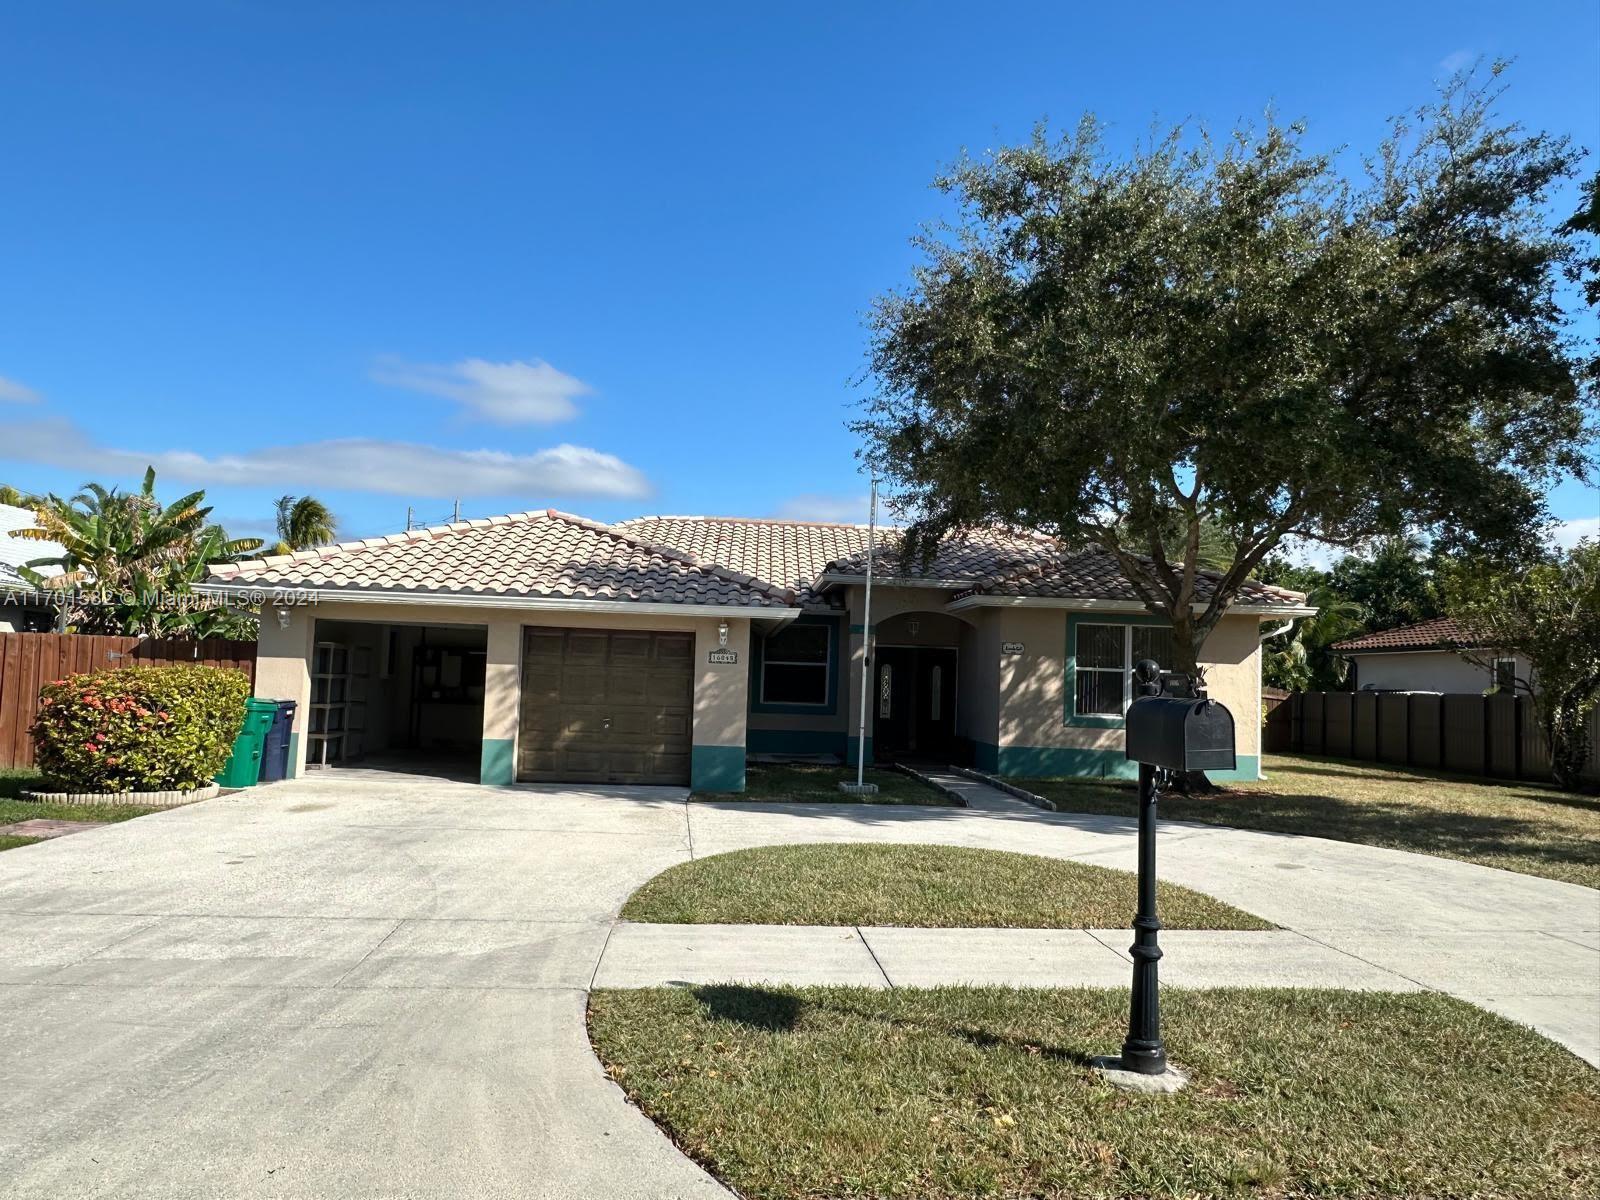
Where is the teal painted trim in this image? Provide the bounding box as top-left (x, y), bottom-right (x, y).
top-left (748, 729), bottom-right (847, 757)
top-left (480, 738), bottom-right (515, 786)
top-left (287, 731), bottom-right (300, 780)
top-left (691, 744), bottom-right (746, 792)
top-left (751, 614), bottom-right (842, 716)
top-left (848, 624), bottom-right (875, 634)
top-left (998, 746), bottom-right (1140, 780)
top-left (973, 740), bottom-right (999, 773)
top-left (1206, 754), bottom-right (1260, 783)
top-left (845, 735), bottom-right (874, 767)
top-left (989, 745), bottom-right (1259, 784)
top-left (1064, 613), bottom-right (1172, 729)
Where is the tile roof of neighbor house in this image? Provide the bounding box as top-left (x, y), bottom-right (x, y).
top-left (204, 509), bottom-right (1309, 612)
top-left (1331, 616), bottom-right (1484, 654)
top-left (205, 510), bottom-right (796, 609)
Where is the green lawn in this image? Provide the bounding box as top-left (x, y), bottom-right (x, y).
top-left (620, 843), bottom-right (1270, 929)
top-left (1024, 753), bottom-right (1600, 889)
top-left (590, 985), bottom-right (1600, 1200)
top-left (0, 766), bottom-right (156, 851)
top-left (700, 762), bottom-right (957, 806)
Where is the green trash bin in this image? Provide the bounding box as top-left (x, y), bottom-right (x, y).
top-left (216, 698), bottom-right (280, 789)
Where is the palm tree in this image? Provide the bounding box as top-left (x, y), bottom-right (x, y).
top-left (1263, 586), bottom-right (1366, 691)
top-left (13, 467), bottom-right (262, 635)
top-left (0, 484), bottom-right (41, 508)
top-left (270, 494), bottom-right (337, 555)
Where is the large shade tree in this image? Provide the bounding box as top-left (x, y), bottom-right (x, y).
top-left (857, 71), bottom-right (1595, 675)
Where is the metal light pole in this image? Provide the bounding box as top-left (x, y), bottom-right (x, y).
top-left (1121, 660), bottom-right (1168, 1075)
top-left (854, 478), bottom-right (877, 790)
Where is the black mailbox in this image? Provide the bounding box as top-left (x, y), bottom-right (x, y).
top-left (1125, 696), bottom-right (1236, 773)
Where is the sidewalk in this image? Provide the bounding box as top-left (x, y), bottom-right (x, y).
top-left (593, 921), bottom-right (1600, 1068)
top-left (594, 923), bottom-right (1428, 990)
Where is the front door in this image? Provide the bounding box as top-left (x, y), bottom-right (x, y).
top-left (873, 647), bottom-right (958, 761)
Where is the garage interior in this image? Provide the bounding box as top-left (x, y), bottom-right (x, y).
top-left (308, 619), bottom-right (488, 779)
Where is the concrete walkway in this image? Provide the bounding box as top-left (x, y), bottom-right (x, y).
top-left (913, 766), bottom-right (1042, 812)
top-left (0, 771), bottom-right (1594, 1198)
top-left (593, 924), bottom-right (1434, 991)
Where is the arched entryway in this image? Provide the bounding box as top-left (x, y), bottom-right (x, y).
top-left (872, 611), bottom-right (965, 763)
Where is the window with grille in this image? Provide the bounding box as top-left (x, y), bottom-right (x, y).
top-left (1073, 623), bottom-right (1175, 718)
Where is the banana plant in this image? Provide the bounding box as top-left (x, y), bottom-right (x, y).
top-left (8, 467), bottom-right (262, 636)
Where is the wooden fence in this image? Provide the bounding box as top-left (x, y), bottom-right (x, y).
top-left (1267, 690), bottom-right (1600, 784)
top-left (0, 633), bottom-right (257, 768)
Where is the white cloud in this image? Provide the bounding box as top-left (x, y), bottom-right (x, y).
top-left (772, 493), bottom-right (872, 524)
top-left (1438, 49), bottom-right (1475, 74)
top-left (1552, 515), bottom-right (1600, 550)
top-left (0, 374), bottom-right (41, 404)
top-left (371, 356), bottom-right (592, 424)
top-left (4, 417), bottom-right (650, 500)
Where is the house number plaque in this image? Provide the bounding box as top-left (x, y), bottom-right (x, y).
top-left (1001, 642), bottom-right (1025, 655)
top-left (708, 650), bottom-right (738, 665)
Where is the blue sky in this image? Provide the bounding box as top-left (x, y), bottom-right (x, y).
top-left (1, 1), bottom-right (1596, 549)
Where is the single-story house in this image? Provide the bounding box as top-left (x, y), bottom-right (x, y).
top-left (1, 503), bottom-right (63, 633)
top-left (1331, 616), bottom-right (1526, 694)
top-left (200, 509), bottom-right (1313, 791)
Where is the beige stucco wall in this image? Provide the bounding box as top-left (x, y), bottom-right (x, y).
top-left (993, 608), bottom-right (1264, 772)
top-left (253, 607), bottom-right (315, 775)
top-left (956, 609), bottom-right (1001, 747)
top-left (254, 601), bottom-right (754, 781)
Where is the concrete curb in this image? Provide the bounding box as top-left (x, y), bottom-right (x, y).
top-left (20, 782), bottom-right (220, 808)
top-left (950, 765), bottom-right (1053, 811)
top-left (888, 761), bottom-right (971, 806)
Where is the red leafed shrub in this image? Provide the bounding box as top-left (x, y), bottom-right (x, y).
top-left (30, 665), bottom-right (250, 793)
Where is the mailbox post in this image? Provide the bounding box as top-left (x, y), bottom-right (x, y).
top-left (1123, 661), bottom-right (1170, 1075)
top-left (1107, 659), bottom-right (1237, 1082)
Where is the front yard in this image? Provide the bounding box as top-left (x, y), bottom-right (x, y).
top-left (589, 985), bottom-right (1599, 1200)
top-left (621, 843), bottom-right (1270, 929)
top-left (700, 762), bottom-right (958, 806)
top-left (1024, 753), bottom-right (1600, 889)
top-left (0, 767), bottom-right (155, 851)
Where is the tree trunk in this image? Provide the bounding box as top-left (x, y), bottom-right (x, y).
top-left (1162, 608), bottom-right (1219, 794)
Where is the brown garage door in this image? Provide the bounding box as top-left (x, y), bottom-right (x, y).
top-left (517, 627), bottom-right (693, 785)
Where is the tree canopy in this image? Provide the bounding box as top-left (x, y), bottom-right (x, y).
top-left (858, 70), bottom-right (1595, 670)
top-left (1443, 541), bottom-right (1600, 790)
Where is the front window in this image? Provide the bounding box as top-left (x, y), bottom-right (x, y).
top-left (760, 621), bottom-right (831, 706)
top-left (1493, 658), bottom-right (1517, 693)
top-left (1074, 623), bottom-right (1175, 718)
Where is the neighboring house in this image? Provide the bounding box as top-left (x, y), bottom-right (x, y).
top-left (0, 503), bottom-right (63, 633)
top-left (1331, 616), bottom-right (1526, 694)
top-left (200, 509), bottom-right (1312, 791)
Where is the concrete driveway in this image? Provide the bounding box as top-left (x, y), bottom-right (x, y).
top-left (1, 770), bottom-right (1595, 1198)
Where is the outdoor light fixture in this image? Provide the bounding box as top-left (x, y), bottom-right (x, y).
top-left (276, 608), bottom-right (292, 631)
top-left (717, 619), bottom-right (729, 648)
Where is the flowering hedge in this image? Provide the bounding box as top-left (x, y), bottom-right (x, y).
top-left (30, 665), bottom-right (250, 793)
